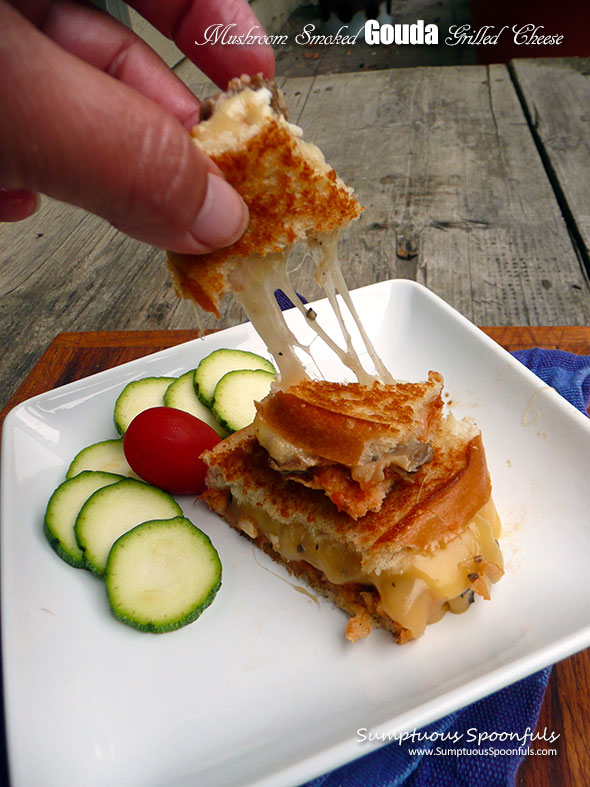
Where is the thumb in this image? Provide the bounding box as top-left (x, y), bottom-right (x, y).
top-left (0, 4), bottom-right (248, 253)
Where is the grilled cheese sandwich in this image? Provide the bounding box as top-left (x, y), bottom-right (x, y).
top-left (202, 413), bottom-right (503, 642)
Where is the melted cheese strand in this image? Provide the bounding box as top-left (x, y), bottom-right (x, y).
top-left (232, 248), bottom-right (377, 387)
top-left (272, 265), bottom-right (373, 382)
top-left (331, 259), bottom-right (394, 384)
top-left (232, 254), bottom-right (310, 387)
top-left (311, 239), bottom-right (375, 385)
top-left (313, 232), bottom-right (394, 384)
top-left (189, 299), bottom-right (204, 336)
top-left (230, 231), bottom-right (394, 388)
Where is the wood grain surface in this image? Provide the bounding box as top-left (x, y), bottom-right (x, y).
top-left (0, 327), bottom-right (588, 787)
top-left (511, 58), bottom-right (590, 279)
top-left (3, 63), bottom-right (590, 417)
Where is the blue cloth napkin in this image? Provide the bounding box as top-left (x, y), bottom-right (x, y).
top-left (513, 348), bottom-right (590, 416)
top-left (296, 347), bottom-right (590, 787)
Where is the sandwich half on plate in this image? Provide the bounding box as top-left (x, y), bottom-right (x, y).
top-left (202, 376), bottom-right (504, 643)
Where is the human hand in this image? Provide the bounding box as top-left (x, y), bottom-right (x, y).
top-left (0, 0), bottom-right (275, 253)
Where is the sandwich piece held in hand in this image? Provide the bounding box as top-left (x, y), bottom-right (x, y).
top-left (168, 74), bottom-right (361, 317)
top-left (167, 75), bottom-right (390, 386)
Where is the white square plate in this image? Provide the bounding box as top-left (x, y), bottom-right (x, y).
top-left (2, 280), bottom-right (589, 787)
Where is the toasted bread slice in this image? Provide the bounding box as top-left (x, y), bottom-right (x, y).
top-left (167, 76), bottom-right (362, 318)
top-left (202, 416), bottom-right (503, 642)
top-left (253, 371), bottom-right (444, 518)
top-left (255, 372), bottom-right (444, 471)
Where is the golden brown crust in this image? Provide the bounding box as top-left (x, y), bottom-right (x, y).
top-left (167, 252), bottom-right (228, 317)
top-left (210, 120), bottom-right (362, 255)
top-left (255, 374), bottom-right (443, 467)
top-left (371, 433), bottom-right (491, 552)
top-left (286, 375), bottom-right (442, 422)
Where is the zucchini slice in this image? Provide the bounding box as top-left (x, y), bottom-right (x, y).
top-left (105, 516), bottom-right (222, 633)
top-left (74, 478), bottom-right (182, 576)
top-left (44, 471), bottom-right (124, 567)
top-left (67, 438), bottom-right (134, 479)
top-left (114, 376), bottom-right (175, 434)
top-left (212, 368), bottom-right (276, 433)
top-left (164, 370), bottom-right (226, 436)
top-left (194, 349), bottom-right (275, 408)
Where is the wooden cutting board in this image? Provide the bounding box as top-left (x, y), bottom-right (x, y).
top-left (1, 326), bottom-right (589, 787)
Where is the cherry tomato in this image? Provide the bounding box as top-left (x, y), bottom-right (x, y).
top-left (123, 407), bottom-right (221, 495)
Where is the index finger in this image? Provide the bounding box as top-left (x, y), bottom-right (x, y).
top-left (128, 0), bottom-right (275, 88)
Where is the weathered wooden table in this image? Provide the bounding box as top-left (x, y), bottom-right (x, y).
top-left (3, 58), bottom-right (590, 411)
top-left (1, 58), bottom-right (590, 786)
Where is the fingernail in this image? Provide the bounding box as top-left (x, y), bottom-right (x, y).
top-left (204, 158), bottom-right (225, 178)
top-left (191, 173), bottom-right (248, 250)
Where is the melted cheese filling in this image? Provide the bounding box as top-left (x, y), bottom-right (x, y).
top-left (226, 496), bottom-right (503, 639)
top-left (194, 87), bottom-right (328, 171)
top-left (253, 418), bottom-right (318, 470)
top-left (254, 416), bottom-right (430, 482)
